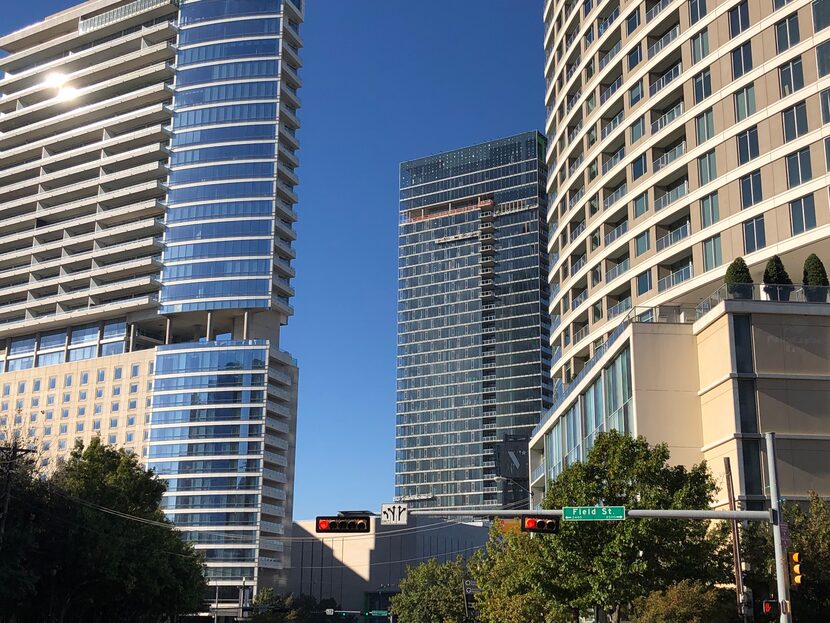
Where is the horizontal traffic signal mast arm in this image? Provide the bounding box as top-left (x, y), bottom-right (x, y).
top-left (409, 509), bottom-right (773, 521)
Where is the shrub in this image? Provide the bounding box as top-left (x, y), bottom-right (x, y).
top-left (803, 254), bottom-right (829, 287)
top-left (725, 257), bottom-right (752, 285)
top-left (762, 255), bottom-right (791, 285)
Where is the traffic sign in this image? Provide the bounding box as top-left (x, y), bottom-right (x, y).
top-left (563, 506), bottom-right (625, 521)
top-left (381, 503), bottom-right (408, 525)
top-left (364, 610), bottom-right (388, 617)
top-left (325, 609), bottom-right (334, 616)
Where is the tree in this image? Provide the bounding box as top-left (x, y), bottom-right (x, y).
top-left (389, 557), bottom-right (466, 623)
top-left (0, 437), bottom-right (205, 622)
top-left (470, 523), bottom-right (564, 623)
top-left (474, 432), bottom-right (729, 623)
top-left (632, 580), bottom-right (738, 623)
top-left (252, 589), bottom-right (345, 623)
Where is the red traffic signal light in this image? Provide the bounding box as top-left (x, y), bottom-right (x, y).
top-left (315, 516), bottom-right (371, 533)
top-left (762, 600), bottom-right (779, 617)
top-left (520, 516), bottom-right (559, 534)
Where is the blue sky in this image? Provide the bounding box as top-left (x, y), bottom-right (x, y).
top-left (5, 1), bottom-right (545, 519)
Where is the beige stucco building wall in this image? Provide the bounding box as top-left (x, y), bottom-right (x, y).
top-left (530, 299), bottom-right (830, 510)
top-left (3, 348), bottom-right (155, 466)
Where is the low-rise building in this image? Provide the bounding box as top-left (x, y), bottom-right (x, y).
top-left (530, 285), bottom-right (830, 510)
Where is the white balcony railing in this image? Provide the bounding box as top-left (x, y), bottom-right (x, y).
top-left (602, 147), bottom-right (625, 175)
top-left (601, 110), bottom-right (625, 140)
top-left (651, 101), bottom-right (684, 134)
top-left (652, 141), bottom-right (686, 172)
top-left (605, 257), bottom-right (630, 282)
top-left (648, 25), bottom-right (680, 58)
top-left (658, 263), bottom-right (693, 292)
top-left (608, 296), bottom-right (632, 319)
top-left (646, 0), bottom-right (673, 22)
top-left (649, 63), bottom-right (682, 97)
top-left (655, 221), bottom-right (690, 252)
top-left (654, 180), bottom-right (689, 211)
top-left (604, 220), bottom-right (628, 246)
top-left (603, 183), bottom-right (627, 209)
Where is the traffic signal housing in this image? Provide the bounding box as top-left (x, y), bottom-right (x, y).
top-left (761, 599), bottom-right (779, 618)
top-left (315, 515), bottom-right (371, 533)
top-left (520, 516), bottom-right (559, 534)
top-left (789, 551), bottom-right (803, 587)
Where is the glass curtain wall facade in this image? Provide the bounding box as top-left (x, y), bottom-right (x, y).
top-left (0, 0), bottom-right (303, 605)
top-left (396, 132), bottom-right (551, 511)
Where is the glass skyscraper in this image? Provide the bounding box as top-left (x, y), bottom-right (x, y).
top-left (396, 132), bottom-right (552, 511)
top-left (0, 0), bottom-right (302, 607)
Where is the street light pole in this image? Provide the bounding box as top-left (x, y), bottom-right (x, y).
top-left (765, 433), bottom-right (792, 623)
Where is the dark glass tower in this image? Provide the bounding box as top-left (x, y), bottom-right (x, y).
top-left (396, 132), bottom-right (551, 511)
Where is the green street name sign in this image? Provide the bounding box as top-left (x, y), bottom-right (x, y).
top-left (563, 506), bottom-right (625, 521)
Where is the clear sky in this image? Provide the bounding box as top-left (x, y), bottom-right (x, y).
top-left (4, 0), bottom-right (545, 519)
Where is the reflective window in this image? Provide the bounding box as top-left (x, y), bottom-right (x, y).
top-left (174, 103), bottom-right (277, 130)
top-left (636, 270), bottom-right (651, 295)
top-left (71, 324), bottom-right (98, 345)
top-left (39, 330), bottom-right (66, 350)
top-left (734, 83), bottom-right (756, 122)
top-left (740, 170), bottom-right (763, 208)
top-left (697, 150), bottom-right (716, 185)
top-left (790, 194), bottom-right (817, 234)
top-left (176, 60), bottom-right (279, 88)
top-left (690, 0), bottom-right (707, 23)
top-left (175, 81), bottom-right (278, 109)
top-left (815, 0), bottom-right (830, 31)
top-left (162, 279), bottom-right (271, 301)
top-left (691, 29), bottom-right (709, 63)
top-left (731, 42), bottom-right (753, 79)
top-left (179, 18), bottom-right (279, 46)
top-left (167, 181), bottom-right (275, 204)
top-left (779, 57), bottom-right (804, 96)
top-left (171, 143), bottom-right (275, 167)
top-left (737, 126), bottom-right (759, 164)
top-left (729, 1), bottom-right (750, 37)
top-left (818, 40), bottom-right (830, 77)
top-left (693, 69), bottom-right (711, 103)
top-left (744, 215), bottom-right (766, 253)
top-left (782, 102), bottom-right (808, 142)
top-left (179, 0), bottom-right (281, 26)
top-left (703, 235), bottom-right (722, 271)
top-left (700, 192), bottom-right (719, 227)
top-left (178, 39), bottom-right (279, 67)
top-left (776, 14), bottom-right (800, 52)
top-left (163, 259), bottom-right (272, 281)
top-left (633, 192), bottom-right (648, 217)
top-left (166, 200), bottom-right (274, 223)
top-left (695, 109), bottom-right (714, 144)
top-left (786, 148), bottom-right (812, 187)
top-left (169, 162), bottom-right (274, 186)
top-left (164, 239), bottom-right (271, 261)
top-left (172, 123), bottom-right (276, 147)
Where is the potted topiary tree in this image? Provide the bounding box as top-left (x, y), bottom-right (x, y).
top-left (803, 254), bottom-right (829, 302)
top-left (763, 255), bottom-right (793, 301)
top-left (725, 257), bottom-right (753, 300)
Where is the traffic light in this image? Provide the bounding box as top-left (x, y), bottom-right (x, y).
top-left (315, 515), bottom-right (371, 533)
top-left (520, 516), bottom-right (559, 534)
top-left (789, 551), bottom-right (803, 587)
top-left (761, 599), bottom-right (779, 618)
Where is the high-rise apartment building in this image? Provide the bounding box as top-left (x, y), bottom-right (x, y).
top-left (0, 0), bottom-right (303, 603)
top-left (396, 132), bottom-right (552, 511)
top-left (533, 0), bottom-right (830, 504)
